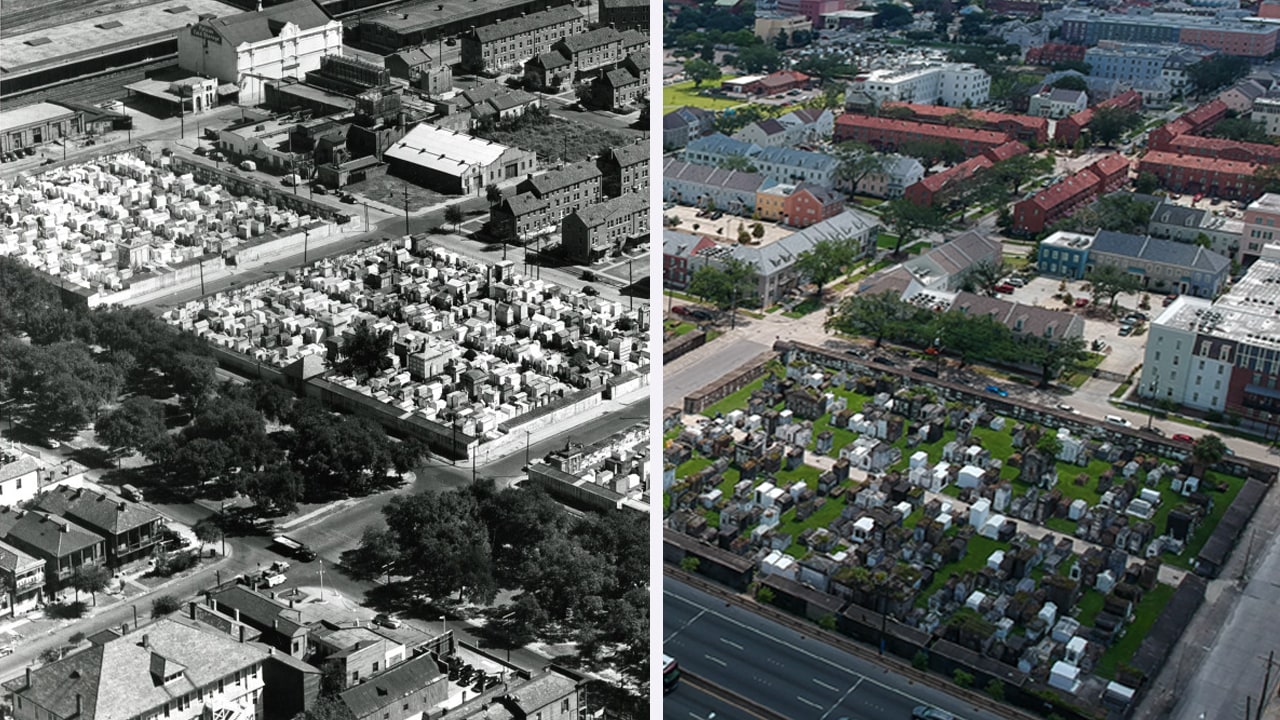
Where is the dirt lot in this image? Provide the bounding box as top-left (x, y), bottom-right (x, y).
top-left (475, 116), bottom-right (635, 163)
top-left (346, 174), bottom-right (448, 211)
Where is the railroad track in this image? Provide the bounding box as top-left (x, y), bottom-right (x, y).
top-left (2, 58), bottom-right (176, 109)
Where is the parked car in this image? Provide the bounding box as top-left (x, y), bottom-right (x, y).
top-left (985, 384), bottom-right (1008, 397)
top-left (994, 283), bottom-right (1015, 294)
top-left (46, 439), bottom-right (61, 449)
top-left (209, 151), bottom-right (226, 162)
top-left (913, 365), bottom-right (939, 378)
top-left (672, 306), bottom-right (691, 317)
top-left (581, 285), bottom-right (599, 296)
top-left (1006, 277), bottom-right (1026, 287)
top-left (340, 192), bottom-right (356, 203)
top-left (688, 309), bottom-right (714, 321)
top-left (1105, 415), bottom-right (1132, 427)
top-left (261, 572), bottom-right (287, 588)
top-left (24, 147), bottom-right (36, 156)
top-left (1075, 297), bottom-right (1090, 308)
top-left (1163, 294), bottom-right (1179, 306)
top-left (1172, 433), bottom-right (1195, 443)
top-left (1118, 326), bottom-right (1132, 336)
top-left (311, 184), bottom-right (327, 195)
top-left (1057, 403), bottom-right (1077, 414)
top-left (374, 613), bottom-right (402, 629)
top-left (913, 707), bottom-right (956, 720)
top-left (581, 270), bottom-right (597, 281)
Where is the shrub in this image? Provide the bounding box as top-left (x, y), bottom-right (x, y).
top-left (755, 586), bottom-right (775, 604)
top-left (680, 556), bottom-right (701, 573)
top-left (985, 679), bottom-right (1005, 701)
top-left (152, 595), bottom-right (182, 617)
top-left (953, 669), bottom-right (974, 688)
top-left (912, 651), bottom-right (929, 671)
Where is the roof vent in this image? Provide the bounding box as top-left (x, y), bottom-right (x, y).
top-left (97, 20), bottom-right (124, 29)
top-left (25, 37), bottom-right (51, 46)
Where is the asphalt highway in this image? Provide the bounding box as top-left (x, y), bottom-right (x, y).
top-left (664, 578), bottom-right (1006, 720)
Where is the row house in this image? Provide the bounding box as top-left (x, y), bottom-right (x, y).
top-left (0, 509), bottom-right (105, 599)
top-left (597, 142), bottom-right (648, 198)
top-left (459, 6), bottom-right (586, 73)
top-left (33, 486), bottom-right (163, 568)
top-left (588, 57), bottom-right (647, 111)
top-left (561, 192), bottom-right (649, 263)
top-left (1012, 153), bottom-right (1129, 235)
top-left (1148, 99), bottom-right (1229, 152)
top-left (755, 184), bottom-right (845, 227)
top-left (904, 141), bottom-right (1028, 207)
top-left (856, 154), bottom-right (925, 199)
top-left (833, 115), bottom-right (1015, 158)
top-left (490, 160), bottom-right (604, 240)
top-left (1159, 133), bottom-right (1280, 166)
top-left (879, 102), bottom-right (1049, 146)
top-left (662, 230), bottom-right (717, 290)
top-left (1137, 151), bottom-right (1264, 201)
top-left (663, 158), bottom-right (771, 215)
top-left (0, 540), bottom-right (43, 617)
top-left (662, 106), bottom-right (716, 150)
top-left (550, 27), bottom-right (648, 77)
top-left (1054, 90), bottom-right (1143, 146)
top-left (598, 0), bottom-right (647, 29)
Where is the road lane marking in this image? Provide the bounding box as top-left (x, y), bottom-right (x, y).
top-left (720, 637), bottom-right (744, 650)
top-left (665, 588), bottom-right (970, 716)
top-left (819, 678), bottom-right (864, 720)
top-left (663, 608), bottom-right (706, 644)
top-left (797, 695), bottom-right (825, 710)
top-left (813, 678), bottom-right (840, 691)
top-left (704, 654), bottom-right (727, 666)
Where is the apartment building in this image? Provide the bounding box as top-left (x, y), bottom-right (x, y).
top-left (1137, 151), bottom-right (1263, 201)
top-left (1028, 88), bottom-right (1088, 119)
top-left (833, 115), bottom-right (1014, 157)
top-left (880, 102), bottom-right (1048, 145)
top-left (1012, 153), bottom-right (1130, 234)
top-left (1037, 229), bottom-right (1231, 298)
top-left (1059, 9), bottom-right (1279, 58)
top-left (848, 63), bottom-right (991, 107)
top-left (459, 5), bottom-right (586, 72)
top-left (0, 541), bottom-right (43, 618)
top-left (561, 192), bottom-right (649, 263)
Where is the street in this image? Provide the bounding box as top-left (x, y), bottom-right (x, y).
top-left (664, 577), bottom-right (1006, 720)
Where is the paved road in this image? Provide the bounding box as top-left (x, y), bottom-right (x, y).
top-left (667, 681), bottom-right (762, 720)
top-left (664, 578), bottom-right (1005, 720)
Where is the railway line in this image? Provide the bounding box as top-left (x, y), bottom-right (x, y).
top-left (2, 58), bottom-right (177, 110)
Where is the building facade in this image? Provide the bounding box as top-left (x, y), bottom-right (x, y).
top-left (849, 63), bottom-right (991, 107)
top-left (459, 6), bottom-right (585, 73)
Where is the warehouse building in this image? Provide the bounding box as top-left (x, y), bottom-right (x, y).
top-left (384, 123), bottom-right (536, 195)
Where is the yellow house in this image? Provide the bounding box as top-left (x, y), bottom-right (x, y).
top-left (755, 183), bottom-right (795, 222)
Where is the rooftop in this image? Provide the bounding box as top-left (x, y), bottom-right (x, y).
top-left (385, 124), bottom-right (517, 173)
top-left (0, 103), bottom-right (77, 133)
top-left (469, 5), bottom-right (583, 42)
top-left (339, 653), bottom-right (445, 718)
top-left (33, 486), bottom-right (161, 536)
top-left (197, 0), bottom-right (333, 48)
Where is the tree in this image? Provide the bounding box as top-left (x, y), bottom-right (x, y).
top-left (1084, 265), bottom-right (1143, 310)
top-left (287, 409), bottom-right (399, 498)
top-left (752, 222), bottom-right (765, 239)
top-left (881, 199), bottom-right (947, 256)
top-left (873, 2), bottom-right (912, 28)
top-left (825, 291), bottom-right (912, 347)
top-left (958, 259), bottom-right (1009, 296)
top-left (485, 184), bottom-right (503, 204)
top-left (1187, 54), bottom-right (1250, 93)
top-left (1025, 335), bottom-right (1090, 387)
top-left (505, 593), bottom-right (550, 646)
top-left (756, 585), bottom-right (775, 603)
top-left (680, 556), bottom-right (701, 573)
top-left (1051, 75), bottom-right (1089, 92)
top-left (168, 352), bottom-right (219, 413)
top-left (152, 594), bottom-right (182, 617)
top-left (736, 45), bottom-right (783, 73)
top-left (444, 205), bottom-right (465, 232)
top-left (773, 29), bottom-right (789, 50)
top-left (794, 237), bottom-right (861, 298)
top-left (193, 518), bottom-right (221, 554)
top-left (331, 319), bottom-right (393, 382)
top-left (95, 396), bottom-right (166, 461)
top-left (346, 525), bottom-right (402, 582)
top-left (684, 59), bottom-right (722, 88)
top-left (1190, 434), bottom-right (1227, 474)
top-left (72, 563), bottom-right (111, 606)
top-left (8, 341), bottom-right (122, 434)
top-left (1258, 163), bottom-right (1280, 195)
top-left (1135, 171), bottom-right (1160, 194)
top-left (382, 489), bottom-right (496, 604)
top-left (718, 154), bottom-right (757, 172)
top-left (835, 142), bottom-right (886, 194)
top-left (985, 679), bottom-right (1006, 701)
top-left (1089, 106), bottom-right (1141, 146)
top-left (1035, 431), bottom-right (1064, 458)
top-left (688, 258), bottom-right (756, 310)
top-left (1210, 117), bottom-right (1270, 144)
top-left (244, 463), bottom-right (304, 514)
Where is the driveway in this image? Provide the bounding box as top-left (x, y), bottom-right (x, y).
top-left (1006, 275), bottom-right (1151, 376)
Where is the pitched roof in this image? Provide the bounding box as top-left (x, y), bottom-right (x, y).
top-left (922, 231), bottom-right (1001, 276)
top-left (523, 160), bottom-right (602, 195)
top-left (0, 454), bottom-right (40, 484)
top-left (5, 511), bottom-right (103, 559)
top-left (472, 5), bottom-right (581, 42)
top-left (951, 291), bottom-right (1083, 340)
top-left (0, 539), bottom-right (41, 574)
top-left (201, 0), bottom-right (331, 47)
top-left (1150, 200), bottom-right (1205, 228)
top-left (662, 230), bottom-right (717, 259)
top-left (504, 670), bottom-right (578, 713)
top-left (559, 26), bottom-right (621, 53)
top-left (792, 183), bottom-right (844, 206)
top-left (340, 654), bottom-right (444, 718)
top-left (753, 145), bottom-right (839, 173)
top-left (1048, 88), bottom-right (1087, 104)
top-left (2, 616), bottom-right (269, 720)
top-left (34, 487), bottom-right (160, 536)
top-left (605, 142), bottom-right (646, 167)
top-left (210, 585), bottom-right (308, 637)
top-left (1139, 150), bottom-right (1261, 176)
top-left (685, 132), bottom-right (759, 160)
top-left (1090, 231), bottom-right (1231, 273)
top-left (529, 50), bottom-right (571, 70)
top-left (603, 67), bottom-right (639, 87)
top-left (385, 124), bottom-right (516, 174)
top-left (835, 114), bottom-right (1014, 145)
top-left (568, 192), bottom-right (647, 228)
top-left (913, 155), bottom-right (992, 194)
top-left (391, 47), bottom-right (433, 67)
top-left (983, 141), bottom-right (1029, 164)
top-left (663, 158), bottom-right (769, 193)
top-left (501, 192), bottom-right (548, 216)
top-left (1023, 170), bottom-right (1102, 213)
top-left (1086, 152), bottom-right (1130, 179)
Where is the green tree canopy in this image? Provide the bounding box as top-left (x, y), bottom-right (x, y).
top-left (95, 396), bottom-right (167, 460)
top-left (684, 58), bottom-right (722, 87)
top-left (1089, 106), bottom-right (1141, 146)
top-left (1084, 265), bottom-right (1143, 310)
top-left (331, 319), bottom-right (393, 382)
top-left (688, 257), bottom-right (757, 310)
top-left (881, 199), bottom-right (948, 255)
top-left (794, 237), bottom-right (862, 297)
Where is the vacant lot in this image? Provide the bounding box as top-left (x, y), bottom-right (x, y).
top-left (346, 173), bottom-right (447, 210)
top-left (475, 117), bottom-right (635, 163)
top-left (663, 80), bottom-right (745, 111)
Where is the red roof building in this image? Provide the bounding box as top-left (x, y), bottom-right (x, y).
top-left (1162, 133), bottom-right (1280, 165)
top-left (903, 141), bottom-right (1028, 206)
top-left (782, 184), bottom-right (845, 227)
top-left (1149, 99), bottom-right (1229, 151)
top-left (743, 70), bottom-right (811, 96)
top-left (1137, 151), bottom-right (1264, 200)
top-left (1011, 152), bottom-right (1129, 235)
top-left (834, 115), bottom-right (1015, 157)
top-left (1025, 43), bottom-right (1087, 66)
top-left (880, 102), bottom-right (1049, 145)
top-left (1055, 90), bottom-right (1144, 146)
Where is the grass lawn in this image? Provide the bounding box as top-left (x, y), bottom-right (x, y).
top-left (676, 457), bottom-right (714, 478)
top-left (877, 232), bottom-right (901, 250)
top-left (701, 376), bottom-right (768, 418)
top-left (783, 298), bottom-right (822, 319)
top-left (663, 80), bottom-right (745, 111)
top-left (915, 535), bottom-right (1005, 607)
top-left (1074, 589), bottom-right (1105, 627)
top-left (475, 116), bottom-right (635, 162)
top-left (664, 426), bottom-right (683, 442)
top-left (1095, 583), bottom-right (1176, 679)
top-left (716, 467), bottom-right (742, 497)
top-left (664, 320), bottom-right (697, 336)
top-left (810, 414), bottom-right (859, 458)
top-left (1062, 352), bottom-right (1106, 389)
top-left (776, 493), bottom-right (848, 542)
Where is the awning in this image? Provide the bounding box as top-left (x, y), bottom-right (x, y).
top-left (217, 83), bottom-right (239, 95)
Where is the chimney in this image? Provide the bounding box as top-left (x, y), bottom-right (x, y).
top-left (118, 502), bottom-right (126, 512)
top-left (289, 598), bottom-right (295, 609)
top-left (141, 634), bottom-right (150, 649)
top-left (60, 521), bottom-right (70, 534)
top-left (272, 619), bottom-right (278, 630)
top-left (25, 667), bottom-right (31, 689)
top-left (239, 625), bottom-right (246, 643)
top-left (188, 601), bottom-right (197, 620)
top-left (75, 694), bottom-right (82, 718)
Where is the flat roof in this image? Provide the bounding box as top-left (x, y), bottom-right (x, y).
top-left (0, 102), bottom-right (76, 132)
top-left (1, 0), bottom-right (238, 72)
top-left (361, 0), bottom-right (572, 33)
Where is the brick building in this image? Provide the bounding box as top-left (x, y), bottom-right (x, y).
top-left (904, 140), bottom-right (1029, 206)
top-left (459, 6), bottom-right (586, 73)
top-left (1012, 153), bottom-right (1130, 235)
top-left (1054, 90), bottom-right (1143, 146)
top-left (880, 102), bottom-right (1049, 145)
top-left (833, 115), bottom-right (1015, 157)
top-left (1137, 151), bottom-right (1264, 200)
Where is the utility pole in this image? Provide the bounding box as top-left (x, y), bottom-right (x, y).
top-left (1258, 650), bottom-right (1276, 720)
top-left (471, 451), bottom-right (476, 482)
top-left (198, 257), bottom-right (205, 296)
top-left (524, 429), bottom-right (531, 467)
top-left (303, 228), bottom-right (310, 268)
top-left (402, 183), bottom-right (410, 236)
top-left (364, 200), bottom-right (370, 232)
top-left (628, 259), bottom-right (633, 311)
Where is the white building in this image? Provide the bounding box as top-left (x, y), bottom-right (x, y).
top-left (1253, 94), bottom-right (1280, 137)
top-left (857, 154), bottom-right (924, 199)
top-left (850, 62), bottom-right (991, 107)
top-left (1028, 87), bottom-right (1088, 119)
top-left (384, 123), bottom-right (537, 195)
top-left (177, 0), bottom-right (344, 106)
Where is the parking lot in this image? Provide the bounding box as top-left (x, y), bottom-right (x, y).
top-left (1005, 275), bottom-right (1155, 377)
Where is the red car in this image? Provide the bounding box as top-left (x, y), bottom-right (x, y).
top-left (672, 306), bottom-right (691, 316)
top-left (1075, 297), bottom-right (1089, 308)
top-left (995, 283), bottom-right (1015, 294)
top-left (1172, 433), bottom-right (1194, 443)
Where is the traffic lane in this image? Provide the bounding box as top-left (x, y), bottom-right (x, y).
top-left (665, 579), bottom-right (1004, 720)
top-left (663, 336), bottom-right (773, 406)
top-left (666, 684), bottom-right (755, 720)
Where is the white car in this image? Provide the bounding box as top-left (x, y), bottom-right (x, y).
top-left (1056, 403), bottom-right (1078, 414)
top-left (1105, 415), bottom-right (1132, 427)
